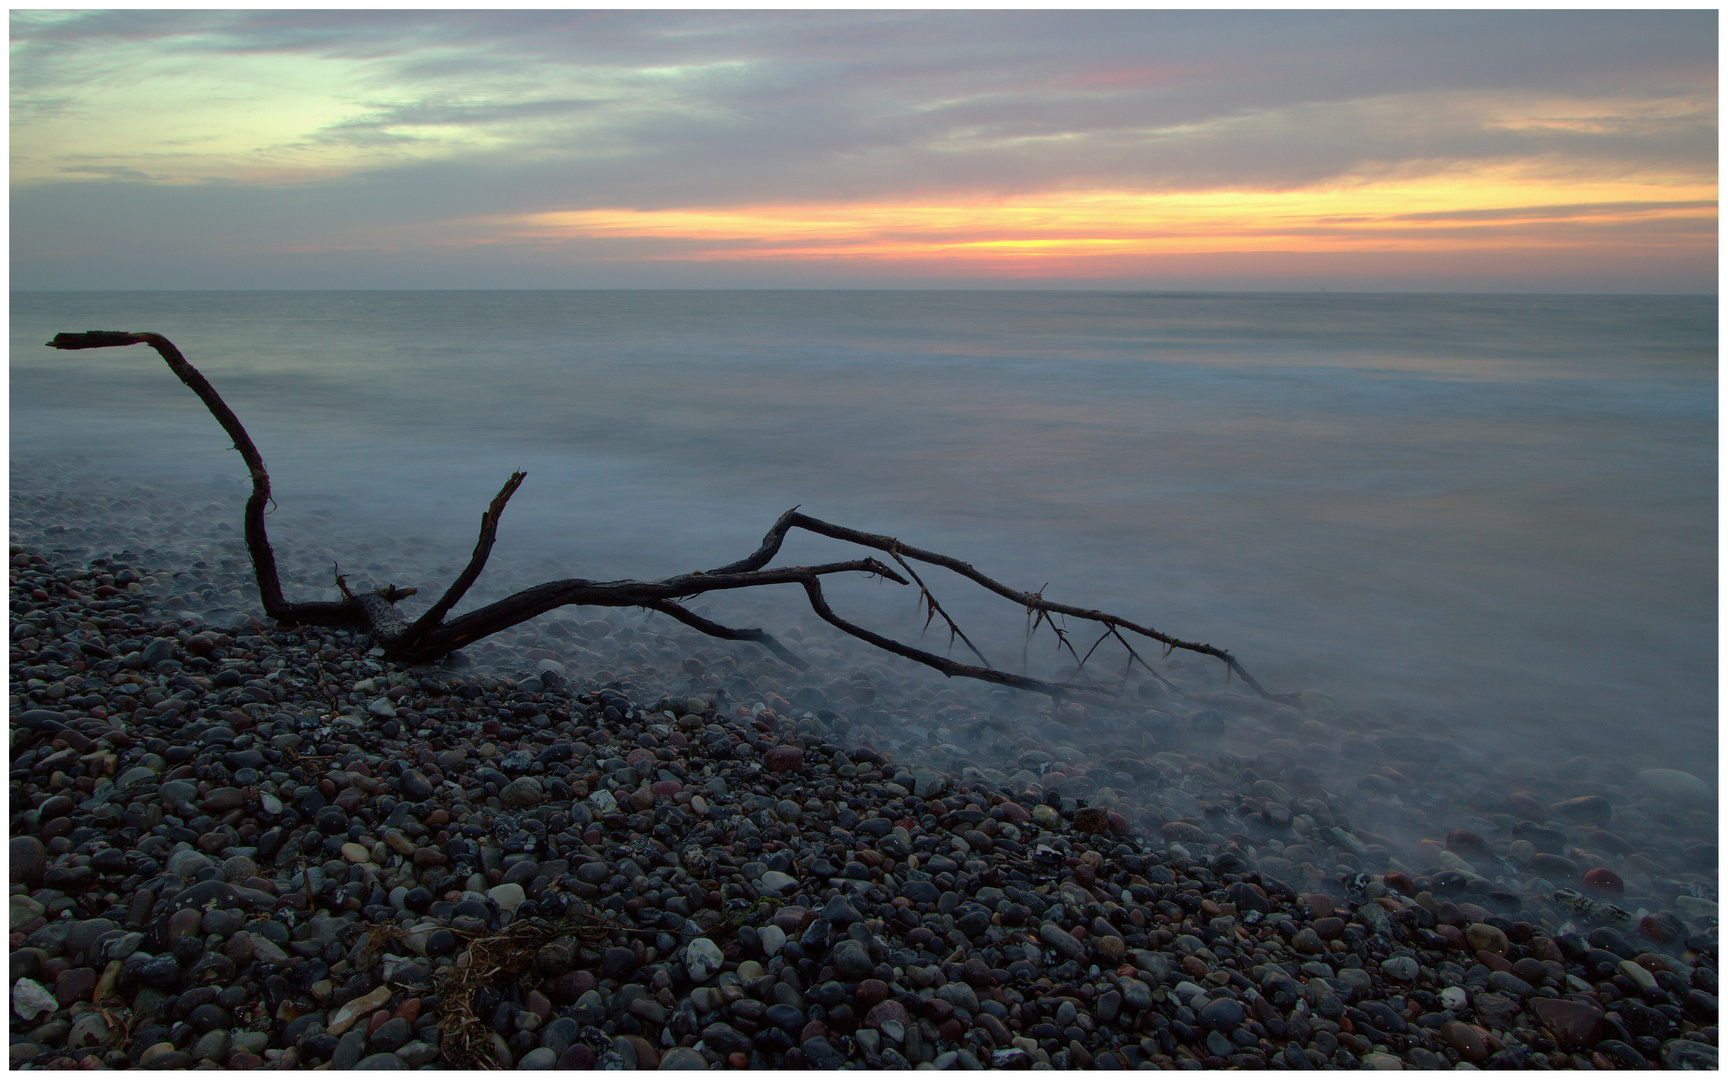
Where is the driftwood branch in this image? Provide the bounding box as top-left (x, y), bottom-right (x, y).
top-left (45, 330), bottom-right (1292, 708)
top-left (642, 601), bottom-right (809, 671)
top-left (400, 470), bottom-right (526, 649)
top-left (706, 508), bottom-right (1290, 703)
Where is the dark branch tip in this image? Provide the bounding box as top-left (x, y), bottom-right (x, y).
top-left (47, 331), bottom-right (145, 350)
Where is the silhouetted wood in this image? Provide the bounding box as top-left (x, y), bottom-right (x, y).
top-left (46, 330), bottom-right (1294, 708)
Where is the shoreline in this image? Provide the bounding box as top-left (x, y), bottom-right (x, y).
top-left (8, 540), bottom-right (1719, 1070)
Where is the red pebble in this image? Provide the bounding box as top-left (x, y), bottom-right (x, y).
top-left (1475, 950), bottom-right (1514, 974)
top-left (854, 979), bottom-right (889, 1010)
top-left (1507, 792), bottom-right (1547, 821)
top-left (963, 957), bottom-right (995, 988)
top-left (1581, 867), bottom-right (1624, 896)
top-left (1640, 913), bottom-right (1682, 944)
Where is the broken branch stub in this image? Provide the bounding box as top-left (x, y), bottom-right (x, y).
top-left (45, 330), bottom-right (1294, 708)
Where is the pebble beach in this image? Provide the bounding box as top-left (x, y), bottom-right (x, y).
top-left (9, 469), bottom-right (1720, 1071)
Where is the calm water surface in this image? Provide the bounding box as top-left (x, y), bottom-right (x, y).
top-left (10, 290), bottom-right (1716, 777)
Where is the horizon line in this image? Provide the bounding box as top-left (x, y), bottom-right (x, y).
top-left (9, 286), bottom-right (1718, 298)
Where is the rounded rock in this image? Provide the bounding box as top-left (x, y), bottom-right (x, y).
top-left (1198, 997), bottom-right (1246, 1032)
top-left (683, 938), bottom-right (723, 983)
top-left (1380, 956), bottom-right (1420, 982)
top-left (1635, 768), bottom-right (1712, 804)
top-left (518, 1046), bottom-right (558, 1069)
top-left (11, 837), bottom-right (47, 889)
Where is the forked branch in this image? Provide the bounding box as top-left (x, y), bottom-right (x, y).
top-left (45, 330), bottom-right (1292, 709)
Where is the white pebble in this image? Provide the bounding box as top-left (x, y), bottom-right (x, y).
top-left (684, 937), bottom-right (724, 983)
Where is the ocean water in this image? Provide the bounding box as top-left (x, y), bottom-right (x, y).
top-left (10, 290), bottom-right (1717, 780)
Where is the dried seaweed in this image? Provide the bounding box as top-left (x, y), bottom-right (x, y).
top-left (431, 916), bottom-right (617, 1070)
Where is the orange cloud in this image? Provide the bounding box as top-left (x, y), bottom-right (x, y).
top-left (482, 169), bottom-right (1715, 275)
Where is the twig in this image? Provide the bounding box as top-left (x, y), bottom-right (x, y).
top-left (888, 546), bottom-right (992, 668)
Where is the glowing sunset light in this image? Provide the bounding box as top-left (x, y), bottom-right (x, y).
top-left (490, 171), bottom-right (1715, 270)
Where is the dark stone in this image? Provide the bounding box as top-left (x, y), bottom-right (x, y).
top-left (1614, 1000), bottom-right (1673, 1041)
top-left (832, 940), bottom-right (873, 980)
top-left (169, 880), bottom-right (239, 912)
top-left (332, 1030), bottom-right (367, 1070)
top-left (1224, 881), bottom-right (1274, 913)
top-left (1661, 1039), bottom-right (1719, 1070)
top-left (188, 1003), bottom-right (230, 1033)
top-left (12, 836), bottom-right (48, 889)
top-left (901, 880), bottom-right (940, 905)
top-left (539, 1017), bottom-right (579, 1056)
top-left (401, 770), bottom-right (434, 802)
top-left (801, 1036), bottom-right (846, 1070)
top-left (135, 954), bottom-right (182, 987)
top-left (765, 1003), bottom-right (805, 1035)
top-left (282, 1013), bottom-right (328, 1044)
top-left (701, 1021), bottom-right (752, 1055)
top-left (1199, 997), bottom-right (1247, 1032)
top-left (821, 896), bottom-right (863, 926)
top-left (369, 1017), bottom-right (413, 1053)
top-left (64, 918), bottom-right (122, 958)
top-left (1358, 1001), bottom-right (1407, 1035)
top-left (1587, 927), bottom-right (1639, 959)
top-left (601, 946), bottom-right (638, 977)
top-left (1595, 1039), bottom-right (1648, 1069)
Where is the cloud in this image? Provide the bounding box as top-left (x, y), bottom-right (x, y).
top-left (9, 10), bottom-right (1716, 290)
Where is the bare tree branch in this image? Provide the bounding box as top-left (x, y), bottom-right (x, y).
top-left (641, 601), bottom-right (809, 671)
top-left (46, 330), bottom-right (1294, 709)
top-left (696, 508), bottom-right (1293, 704)
top-left (887, 547), bottom-right (993, 668)
top-left (399, 471), bottom-right (526, 650)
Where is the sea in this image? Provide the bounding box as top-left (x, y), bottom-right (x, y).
top-left (9, 290), bottom-right (1718, 784)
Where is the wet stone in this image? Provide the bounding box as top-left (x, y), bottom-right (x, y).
top-left (701, 1021), bottom-right (752, 1055)
top-left (1662, 1039), bottom-right (1718, 1070)
top-left (832, 940), bottom-right (873, 980)
top-left (1380, 956), bottom-right (1419, 982)
top-left (684, 938), bottom-right (723, 983)
top-left (519, 1046), bottom-right (557, 1069)
top-left (1199, 997), bottom-right (1247, 1032)
top-left (332, 1030), bottom-right (367, 1070)
top-left (658, 1046), bottom-right (709, 1069)
top-left (1039, 922), bottom-right (1086, 962)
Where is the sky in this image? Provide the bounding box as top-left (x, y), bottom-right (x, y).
top-left (9, 10), bottom-right (1719, 292)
